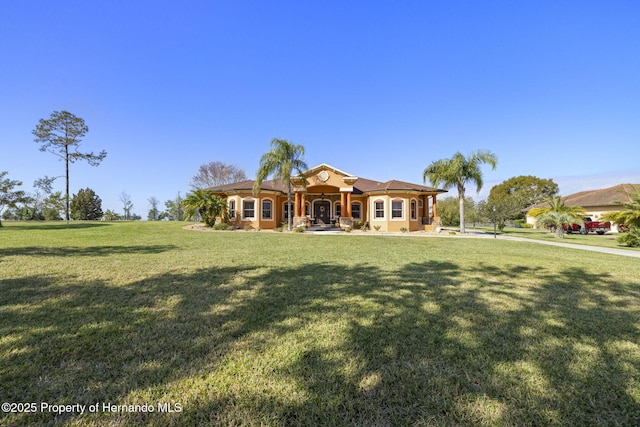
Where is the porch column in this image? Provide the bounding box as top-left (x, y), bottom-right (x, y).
top-left (294, 191), bottom-right (301, 218)
top-left (300, 192), bottom-right (306, 217)
top-left (340, 192), bottom-right (347, 214)
top-left (345, 191), bottom-right (352, 217)
top-left (432, 194), bottom-right (438, 217)
top-left (422, 195), bottom-right (428, 223)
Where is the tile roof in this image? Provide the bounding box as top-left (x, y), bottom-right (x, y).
top-left (562, 183), bottom-right (638, 207)
top-left (530, 183), bottom-right (639, 209)
top-left (209, 176), bottom-right (446, 194)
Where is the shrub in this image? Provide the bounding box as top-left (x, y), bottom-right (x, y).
top-left (213, 223), bottom-right (231, 230)
top-left (400, 227), bottom-right (408, 233)
top-left (374, 225), bottom-right (381, 232)
top-left (353, 221), bottom-right (363, 229)
top-left (513, 220), bottom-right (532, 229)
top-left (294, 226), bottom-right (305, 233)
top-left (617, 226), bottom-right (640, 247)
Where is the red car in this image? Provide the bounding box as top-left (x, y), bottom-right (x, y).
top-left (565, 217), bottom-right (611, 235)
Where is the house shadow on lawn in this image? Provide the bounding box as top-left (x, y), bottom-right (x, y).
top-left (2, 260), bottom-right (639, 425)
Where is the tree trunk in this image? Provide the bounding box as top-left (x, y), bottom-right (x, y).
top-left (287, 181), bottom-right (292, 231)
top-left (458, 189), bottom-right (466, 234)
top-left (65, 144), bottom-right (70, 221)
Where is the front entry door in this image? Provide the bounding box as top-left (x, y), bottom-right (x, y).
top-left (315, 201), bottom-right (331, 225)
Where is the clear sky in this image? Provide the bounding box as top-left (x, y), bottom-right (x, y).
top-left (2, 1), bottom-right (639, 216)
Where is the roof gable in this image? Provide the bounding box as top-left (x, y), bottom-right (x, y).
top-left (301, 163), bottom-right (355, 179)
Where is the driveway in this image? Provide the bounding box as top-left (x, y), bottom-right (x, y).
top-left (492, 234), bottom-right (640, 258)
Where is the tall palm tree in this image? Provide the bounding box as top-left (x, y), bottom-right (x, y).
top-left (254, 139), bottom-right (308, 231)
top-left (423, 150), bottom-right (498, 233)
top-left (528, 195), bottom-right (586, 238)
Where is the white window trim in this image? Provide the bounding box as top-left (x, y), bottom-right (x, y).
top-left (391, 198), bottom-right (405, 221)
top-left (242, 198), bottom-right (256, 220)
top-left (229, 199), bottom-right (236, 219)
top-left (373, 199), bottom-right (385, 220)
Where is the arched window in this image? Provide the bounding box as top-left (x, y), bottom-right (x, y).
top-left (228, 200), bottom-right (236, 219)
top-left (374, 200), bottom-right (385, 219)
top-left (351, 202), bottom-right (362, 220)
top-left (283, 202), bottom-right (292, 221)
top-left (242, 198), bottom-right (256, 219)
top-left (410, 199), bottom-right (417, 220)
top-left (261, 198), bottom-right (273, 220)
top-left (391, 199), bottom-right (404, 219)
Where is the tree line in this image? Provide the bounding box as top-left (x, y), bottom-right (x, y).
top-left (0, 179), bottom-right (190, 224)
top-left (5, 110), bottom-right (638, 246)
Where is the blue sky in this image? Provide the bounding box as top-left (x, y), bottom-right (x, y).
top-left (2, 1), bottom-right (639, 216)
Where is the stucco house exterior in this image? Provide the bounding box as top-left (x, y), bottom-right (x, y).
top-left (525, 183), bottom-right (638, 232)
top-left (209, 163), bottom-right (447, 232)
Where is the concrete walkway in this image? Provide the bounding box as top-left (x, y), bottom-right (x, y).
top-left (493, 234), bottom-right (640, 258)
top-left (456, 229), bottom-right (640, 258)
top-left (337, 228), bottom-right (640, 258)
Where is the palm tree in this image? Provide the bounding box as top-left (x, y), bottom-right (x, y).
top-left (602, 185), bottom-right (640, 247)
top-left (423, 150), bottom-right (498, 233)
top-left (254, 139), bottom-right (308, 231)
top-left (529, 195), bottom-right (586, 238)
top-left (183, 189), bottom-right (227, 227)
top-left (602, 185), bottom-right (640, 229)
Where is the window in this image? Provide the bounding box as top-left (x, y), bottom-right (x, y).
top-left (262, 200), bottom-right (272, 219)
top-left (335, 202), bottom-right (341, 218)
top-left (242, 200), bottom-right (255, 219)
top-left (229, 200), bottom-right (236, 218)
top-left (410, 200), bottom-right (417, 220)
top-left (392, 200), bottom-right (404, 219)
top-left (351, 202), bottom-right (361, 219)
top-left (374, 201), bottom-right (385, 219)
top-left (283, 203), bottom-right (291, 221)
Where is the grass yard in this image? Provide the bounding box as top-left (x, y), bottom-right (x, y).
top-left (1, 222), bottom-right (639, 426)
top-left (474, 226), bottom-right (640, 251)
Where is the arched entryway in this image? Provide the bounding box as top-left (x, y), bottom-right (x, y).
top-left (314, 200), bottom-right (331, 224)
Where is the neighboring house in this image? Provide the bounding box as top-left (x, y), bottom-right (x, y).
top-left (526, 183), bottom-right (639, 232)
top-left (209, 163), bottom-right (447, 232)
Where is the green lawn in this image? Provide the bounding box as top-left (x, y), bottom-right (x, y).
top-left (1, 222), bottom-right (639, 426)
top-left (474, 226), bottom-right (640, 251)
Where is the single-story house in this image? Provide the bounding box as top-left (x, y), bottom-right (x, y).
top-left (209, 163), bottom-right (447, 232)
top-left (526, 183), bottom-right (639, 232)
